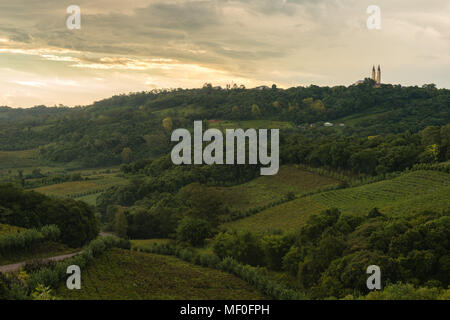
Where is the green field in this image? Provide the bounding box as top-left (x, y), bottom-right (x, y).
top-left (208, 120), bottom-right (294, 130)
top-left (0, 149), bottom-right (41, 173)
top-left (0, 149), bottom-right (80, 178)
top-left (223, 170), bottom-right (450, 232)
top-left (335, 107), bottom-right (392, 127)
top-left (32, 174), bottom-right (128, 201)
top-left (216, 165), bottom-right (340, 211)
top-left (130, 239), bottom-right (173, 251)
top-left (56, 248), bottom-right (266, 300)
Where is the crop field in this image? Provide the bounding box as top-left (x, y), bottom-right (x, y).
top-left (0, 149), bottom-right (43, 177)
top-left (130, 239), bottom-right (174, 251)
top-left (0, 223), bottom-right (26, 237)
top-left (311, 170), bottom-right (450, 215)
top-left (0, 149), bottom-right (121, 180)
top-left (152, 104), bottom-right (204, 117)
top-left (334, 107), bottom-right (392, 127)
top-left (208, 120), bottom-right (294, 130)
top-left (223, 170), bottom-right (450, 232)
top-left (32, 174), bottom-right (128, 199)
top-left (216, 165), bottom-right (340, 211)
top-left (56, 248), bottom-right (266, 300)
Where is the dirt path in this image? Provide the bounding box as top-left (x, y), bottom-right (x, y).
top-left (0, 252), bottom-right (81, 273)
top-left (0, 232), bottom-right (116, 273)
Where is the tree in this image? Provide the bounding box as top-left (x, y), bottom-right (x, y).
top-left (272, 101), bottom-right (281, 110)
top-left (251, 104), bottom-right (261, 119)
top-left (114, 209), bottom-right (128, 238)
top-left (179, 183), bottom-right (225, 226)
top-left (176, 217), bottom-right (211, 246)
top-left (162, 117), bottom-right (173, 132)
top-left (311, 100), bottom-right (325, 113)
top-left (121, 147), bottom-right (132, 164)
top-left (421, 126), bottom-right (441, 146)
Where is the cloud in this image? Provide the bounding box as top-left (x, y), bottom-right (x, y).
top-left (0, 0), bottom-right (449, 107)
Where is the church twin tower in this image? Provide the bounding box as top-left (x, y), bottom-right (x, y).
top-left (372, 65), bottom-right (381, 86)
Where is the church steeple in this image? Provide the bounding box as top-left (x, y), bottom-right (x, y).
top-left (372, 65), bottom-right (376, 81)
top-left (376, 65), bottom-right (381, 85)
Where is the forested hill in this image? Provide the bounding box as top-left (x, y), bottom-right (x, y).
top-left (0, 80), bottom-right (449, 167)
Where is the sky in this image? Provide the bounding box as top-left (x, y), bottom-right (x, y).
top-left (0, 0), bottom-right (449, 108)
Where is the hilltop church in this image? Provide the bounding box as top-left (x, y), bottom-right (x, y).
top-left (372, 65), bottom-right (381, 86)
top-left (354, 65), bottom-right (382, 87)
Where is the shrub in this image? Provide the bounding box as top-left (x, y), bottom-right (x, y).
top-left (0, 225), bottom-right (60, 257)
top-left (261, 234), bottom-right (293, 270)
top-left (282, 246), bottom-right (304, 276)
top-left (176, 217), bottom-right (212, 246)
top-left (213, 231), bottom-right (265, 266)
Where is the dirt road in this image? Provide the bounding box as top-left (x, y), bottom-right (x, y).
top-left (0, 252), bottom-right (81, 273)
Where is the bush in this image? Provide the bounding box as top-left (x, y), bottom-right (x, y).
top-left (361, 283), bottom-right (448, 300)
top-left (282, 246), bottom-right (304, 276)
top-left (213, 231), bottom-right (265, 266)
top-left (23, 260), bottom-right (57, 274)
top-left (176, 217), bottom-right (212, 246)
top-left (261, 234), bottom-right (293, 270)
top-left (0, 225), bottom-right (60, 257)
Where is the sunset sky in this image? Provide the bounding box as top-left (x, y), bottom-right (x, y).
top-left (0, 0), bottom-right (449, 107)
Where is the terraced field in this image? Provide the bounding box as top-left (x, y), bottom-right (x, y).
top-left (216, 165), bottom-right (340, 211)
top-left (223, 170), bottom-right (450, 232)
top-left (56, 248), bottom-right (266, 300)
top-left (311, 170), bottom-right (450, 215)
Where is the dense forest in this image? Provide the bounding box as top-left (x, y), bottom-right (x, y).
top-left (1, 80), bottom-right (449, 167)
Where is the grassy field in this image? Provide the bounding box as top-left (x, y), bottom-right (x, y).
top-left (0, 149), bottom-right (81, 178)
top-left (0, 223), bottom-right (26, 236)
top-left (223, 170), bottom-right (450, 232)
top-left (56, 248), bottom-right (266, 300)
top-left (0, 149), bottom-right (41, 173)
top-left (130, 239), bottom-right (173, 251)
top-left (208, 120), bottom-right (294, 130)
top-left (216, 165), bottom-right (340, 211)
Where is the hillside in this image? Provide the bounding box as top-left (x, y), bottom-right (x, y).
top-left (223, 170), bottom-right (450, 232)
top-left (1, 86), bottom-right (449, 301)
top-left (1, 84), bottom-right (449, 167)
top-left (215, 165), bottom-right (340, 212)
top-left (56, 248), bottom-right (266, 300)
